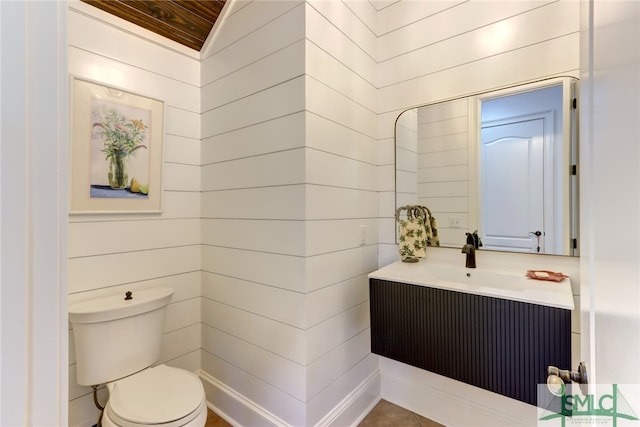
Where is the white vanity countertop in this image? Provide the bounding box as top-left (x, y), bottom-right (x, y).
top-left (368, 260), bottom-right (574, 310)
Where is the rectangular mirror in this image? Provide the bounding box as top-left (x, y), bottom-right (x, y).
top-left (396, 77), bottom-right (579, 256)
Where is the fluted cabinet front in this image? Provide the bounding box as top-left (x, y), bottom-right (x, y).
top-left (370, 279), bottom-right (571, 406)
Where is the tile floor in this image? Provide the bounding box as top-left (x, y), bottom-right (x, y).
top-left (205, 399), bottom-right (443, 427)
top-left (357, 400), bottom-right (443, 426)
top-left (205, 408), bottom-right (232, 427)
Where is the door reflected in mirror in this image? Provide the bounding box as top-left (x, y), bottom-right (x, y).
top-left (395, 77), bottom-right (579, 256)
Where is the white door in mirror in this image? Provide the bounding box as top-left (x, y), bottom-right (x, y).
top-left (480, 118), bottom-right (548, 253)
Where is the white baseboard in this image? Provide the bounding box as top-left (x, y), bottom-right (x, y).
top-left (315, 369), bottom-right (380, 427)
top-left (198, 370), bottom-right (289, 427)
top-left (198, 369), bottom-right (381, 427)
top-left (380, 357), bottom-right (539, 427)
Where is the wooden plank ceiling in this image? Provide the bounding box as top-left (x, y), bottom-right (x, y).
top-left (82, 0), bottom-right (227, 51)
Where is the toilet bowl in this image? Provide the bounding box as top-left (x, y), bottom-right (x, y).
top-left (101, 365), bottom-right (208, 427)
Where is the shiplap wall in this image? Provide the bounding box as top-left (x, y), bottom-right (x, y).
top-left (64, 0), bottom-right (582, 425)
top-left (364, 0), bottom-right (582, 424)
top-left (305, 0), bottom-right (380, 424)
top-left (200, 2), bottom-right (308, 425)
top-left (395, 109), bottom-right (418, 208)
top-left (374, 0), bottom-right (581, 264)
top-left (417, 100), bottom-right (470, 247)
top-left (66, 3), bottom-right (202, 426)
top-left (200, 1), bottom-right (378, 425)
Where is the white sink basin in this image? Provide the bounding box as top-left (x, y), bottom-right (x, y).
top-left (369, 260), bottom-right (574, 310)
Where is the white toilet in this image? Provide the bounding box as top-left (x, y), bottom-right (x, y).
top-left (69, 287), bottom-right (208, 427)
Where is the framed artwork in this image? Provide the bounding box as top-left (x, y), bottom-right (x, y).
top-left (70, 77), bottom-right (164, 214)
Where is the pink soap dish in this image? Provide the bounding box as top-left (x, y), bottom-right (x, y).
top-left (526, 270), bottom-right (568, 282)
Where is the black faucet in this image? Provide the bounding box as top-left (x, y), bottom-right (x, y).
top-left (469, 230), bottom-right (482, 249)
top-left (461, 230), bottom-right (482, 268)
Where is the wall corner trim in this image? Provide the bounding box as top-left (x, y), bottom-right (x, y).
top-left (198, 368), bottom-right (381, 427)
top-left (314, 369), bottom-right (380, 427)
top-left (198, 370), bottom-right (291, 427)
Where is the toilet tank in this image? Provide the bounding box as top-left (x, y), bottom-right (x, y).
top-left (69, 287), bottom-right (174, 386)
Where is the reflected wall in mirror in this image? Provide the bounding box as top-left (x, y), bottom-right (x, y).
top-left (395, 77), bottom-right (579, 256)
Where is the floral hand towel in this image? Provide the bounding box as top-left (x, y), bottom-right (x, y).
top-left (396, 205), bottom-right (439, 263)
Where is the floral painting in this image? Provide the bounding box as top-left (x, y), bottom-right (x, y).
top-left (90, 100), bottom-right (151, 198)
top-left (70, 77), bottom-right (164, 214)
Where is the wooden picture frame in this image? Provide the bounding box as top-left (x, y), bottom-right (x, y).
top-left (70, 77), bottom-right (164, 214)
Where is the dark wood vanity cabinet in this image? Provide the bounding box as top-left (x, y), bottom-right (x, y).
top-left (369, 278), bottom-right (572, 406)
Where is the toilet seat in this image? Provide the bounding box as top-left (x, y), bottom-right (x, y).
top-left (105, 364), bottom-right (206, 427)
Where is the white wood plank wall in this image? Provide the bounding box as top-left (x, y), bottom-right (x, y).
top-left (395, 108), bottom-right (418, 206)
top-left (63, 0), bottom-right (583, 425)
top-left (200, 0), bottom-right (379, 424)
top-left (66, 3), bottom-right (202, 426)
top-left (305, 1), bottom-right (380, 423)
top-left (201, 2), bottom-right (309, 425)
top-left (361, 0), bottom-right (581, 424)
top-left (417, 99), bottom-right (470, 247)
top-left (371, 0), bottom-right (580, 265)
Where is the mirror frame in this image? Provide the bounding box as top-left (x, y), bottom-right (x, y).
top-left (394, 76), bottom-right (579, 256)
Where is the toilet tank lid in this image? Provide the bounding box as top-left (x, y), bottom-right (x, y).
top-left (69, 287), bottom-right (174, 324)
